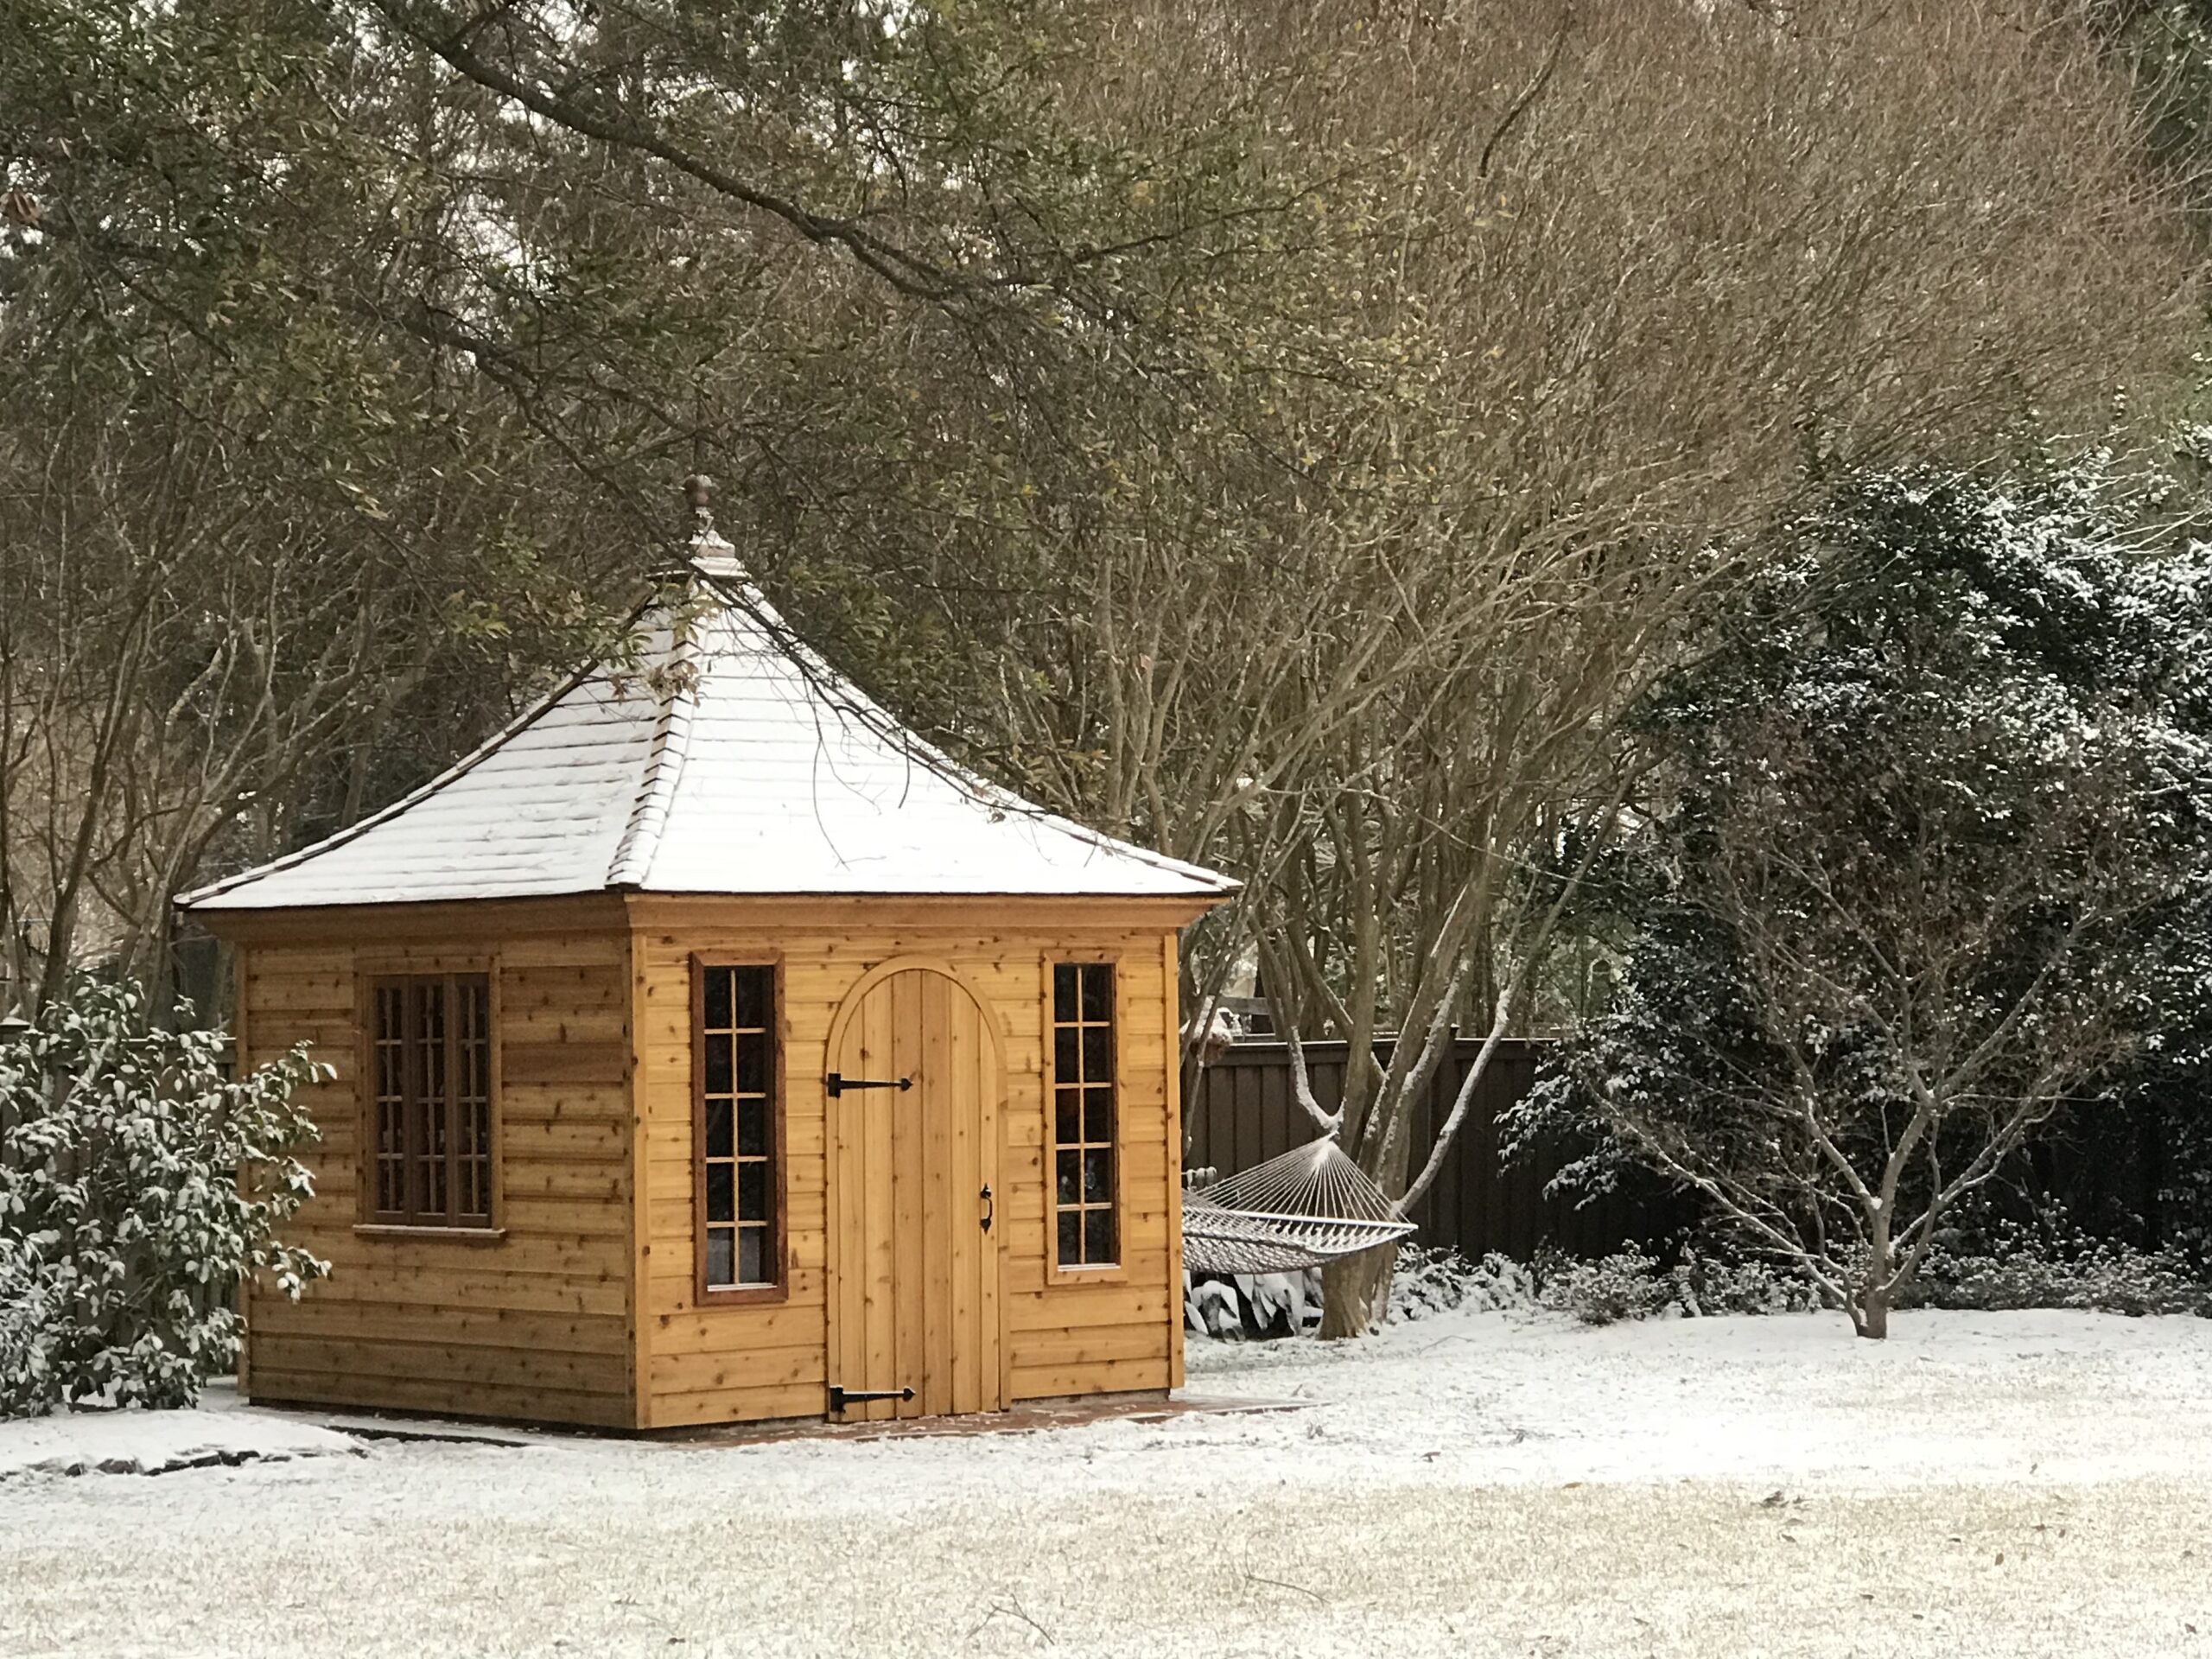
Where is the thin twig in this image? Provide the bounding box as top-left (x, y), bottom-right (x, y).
top-left (969, 1598), bottom-right (1057, 1645)
top-left (1479, 9), bottom-right (1574, 178)
top-left (1240, 1567), bottom-right (1326, 1604)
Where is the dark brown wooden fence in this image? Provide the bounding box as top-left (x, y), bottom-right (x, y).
top-left (1185, 1038), bottom-right (1690, 1262)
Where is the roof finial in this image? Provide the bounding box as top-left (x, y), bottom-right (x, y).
top-left (680, 471), bottom-right (745, 581)
top-left (683, 473), bottom-right (715, 542)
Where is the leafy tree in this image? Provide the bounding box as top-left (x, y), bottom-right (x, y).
top-left (4, 0), bottom-right (2208, 1340)
top-left (1516, 454), bottom-right (2212, 1337)
top-left (0, 980), bottom-right (327, 1414)
top-left (1152, 0), bottom-right (2200, 1336)
top-left (5, 2), bottom-right (2196, 1024)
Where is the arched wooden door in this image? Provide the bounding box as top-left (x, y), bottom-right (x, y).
top-left (825, 965), bottom-right (1003, 1421)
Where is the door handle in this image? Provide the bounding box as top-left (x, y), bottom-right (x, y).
top-left (980, 1184), bottom-right (994, 1234)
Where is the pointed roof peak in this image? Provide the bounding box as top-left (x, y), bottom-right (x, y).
top-left (180, 522), bottom-right (1238, 913)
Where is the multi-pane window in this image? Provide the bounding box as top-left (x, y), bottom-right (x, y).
top-left (697, 963), bottom-right (779, 1294)
top-left (1050, 963), bottom-right (1117, 1268)
top-left (369, 975), bottom-right (493, 1227)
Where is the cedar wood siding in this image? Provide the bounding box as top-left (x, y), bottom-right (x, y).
top-left (630, 897), bottom-right (1186, 1428)
top-left (228, 894), bottom-right (1192, 1430)
top-left (234, 898), bottom-right (636, 1428)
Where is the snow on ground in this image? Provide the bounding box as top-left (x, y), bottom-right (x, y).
top-left (0, 1383), bottom-right (361, 1480)
top-left (1182, 1302), bottom-right (2212, 1489)
top-left (3, 1309), bottom-right (2209, 1657)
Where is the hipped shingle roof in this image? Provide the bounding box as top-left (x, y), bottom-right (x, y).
top-left (181, 537), bottom-right (1236, 912)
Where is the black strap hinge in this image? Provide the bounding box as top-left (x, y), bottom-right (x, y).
top-left (829, 1384), bottom-right (914, 1413)
top-left (825, 1072), bottom-right (912, 1098)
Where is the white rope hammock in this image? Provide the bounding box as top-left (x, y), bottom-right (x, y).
top-left (1182, 1140), bottom-right (1417, 1277)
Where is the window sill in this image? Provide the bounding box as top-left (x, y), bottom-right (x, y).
top-left (1046, 1262), bottom-right (1128, 1287)
top-left (353, 1224), bottom-right (506, 1245)
top-left (695, 1284), bottom-right (789, 1307)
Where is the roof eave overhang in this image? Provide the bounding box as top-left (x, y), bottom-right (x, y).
top-left (189, 884), bottom-right (1236, 944)
top-left (620, 887), bottom-right (1235, 931)
top-left (184, 889), bottom-right (632, 944)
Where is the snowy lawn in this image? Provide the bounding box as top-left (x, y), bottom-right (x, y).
top-left (3, 1307), bottom-right (2209, 1657)
top-left (0, 1384), bottom-right (362, 1481)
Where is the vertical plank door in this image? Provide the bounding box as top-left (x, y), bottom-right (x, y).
top-left (827, 968), bottom-right (1002, 1421)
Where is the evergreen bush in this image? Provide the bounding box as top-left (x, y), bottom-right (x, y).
top-left (0, 980), bottom-right (328, 1415)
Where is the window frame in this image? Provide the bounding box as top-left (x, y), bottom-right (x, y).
top-left (355, 961), bottom-right (502, 1239)
top-left (690, 953), bottom-right (788, 1307)
top-left (1043, 953), bottom-right (1127, 1284)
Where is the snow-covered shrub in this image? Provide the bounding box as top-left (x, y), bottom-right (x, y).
top-left (1184, 1269), bottom-right (1321, 1339)
top-left (1388, 1247), bottom-right (1538, 1323)
top-left (1190, 1249), bottom-right (1543, 1337)
top-left (1185, 1275), bottom-right (1239, 1338)
top-left (1674, 1249), bottom-right (1823, 1317)
top-left (1242, 1269), bottom-right (1319, 1335)
top-left (1538, 1247), bottom-right (1680, 1325)
top-left (1536, 1245), bottom-right (1821, 1325)
top-left (1518, 454), bottom-right (2212, 1338)
top-left (0, 980), bottom-right (330, 1416)
top-left (0, 1247), bottom-right (54, 1406)
top-left (1532, 1224), bottom-right (2212, 1325)
top-left (1909, 1221), bottom-right (2212, 1318)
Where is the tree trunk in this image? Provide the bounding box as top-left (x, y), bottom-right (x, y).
top-left (1318, 1243), bottom-right (1399, 1338)
top-left (1849, 1198), bottom-right (1908, 1339)
top-left (1853, 1287), bottom-right (1889, 1338)
top-left (1853, 1240), bottom-right (1891, 1339)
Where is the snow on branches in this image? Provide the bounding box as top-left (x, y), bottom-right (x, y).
top-left (1516, 454), bottom-right (2212, 1338)
top-left (0, 981), bottom-right (328, 1415)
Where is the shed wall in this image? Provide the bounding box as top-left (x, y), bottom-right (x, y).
top-left (237, 906), bottom-right (636, 1427)
top-left (630, 901), bottom-right (1183, 1428)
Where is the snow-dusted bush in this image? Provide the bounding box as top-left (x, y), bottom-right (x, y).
top-left (0, 1249), bottom-right (52, 1406)
top-left (1190, 1243), bottom-right (1831, 1335)
top-left (1910, 1222), bottom-right (2212, 1318)
top-left (0, 981), bottom-right (329, 1416)
top-left (1677, 1250), bottom-right (1824, 1317)
top-left (1184, 1269), bottom-right (1321, 1339)
top-left (1519, 454), bottom-right (2212, 1338)
top-left (1533, 1225), bottom-right (2212, 1326)
top-left (1538, 1248), bottom-right (1681, 1325)
top-left (1189, 1249), bottom-right (1548, 1337)
top-left (1537, 1245), bottom-right (1822, 1325)
top-left (1387, 1247), bottom-right (1538, 1323)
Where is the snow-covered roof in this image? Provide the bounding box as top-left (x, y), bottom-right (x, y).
top-left (181, 536), bottom-right (1237, 912)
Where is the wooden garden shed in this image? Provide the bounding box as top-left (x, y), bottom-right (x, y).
top-left (181, 518), bottom-right (1236, 1430)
